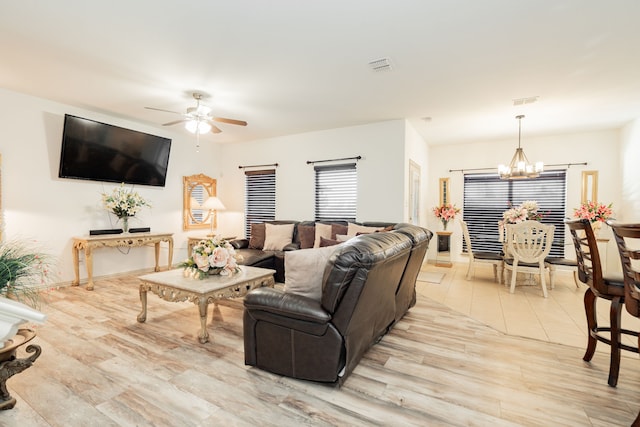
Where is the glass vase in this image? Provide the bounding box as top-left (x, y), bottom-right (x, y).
top-left (120, 216), bottom-right (130, 233)
top-left (442, 219), bottom-right (448, 231)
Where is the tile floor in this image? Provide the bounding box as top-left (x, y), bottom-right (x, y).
top-left (417, 261), bottom-right (640, 357)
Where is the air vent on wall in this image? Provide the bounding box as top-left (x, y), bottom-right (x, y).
top-left (368, 57), bottom-right (392, 72)
top-left (513, 96), bottom-right (539, 106)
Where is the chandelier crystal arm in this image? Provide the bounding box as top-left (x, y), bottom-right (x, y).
top-left (498, 115), bottom-right (544, 180)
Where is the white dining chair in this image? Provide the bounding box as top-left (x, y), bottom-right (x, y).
top-left (460, 220), bottom-right (503, 283)
top-left (504, 220), bottom-right (555, 297)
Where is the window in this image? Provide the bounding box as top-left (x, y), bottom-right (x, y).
top-left (245, 169), bottom-right (276, 238)
top-left (314, 163), bottom-right (357, 222)
top-left (463, 170), bottom-right (567, 256)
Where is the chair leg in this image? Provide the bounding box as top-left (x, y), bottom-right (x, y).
top-left (466, 260), bottom-right (473, 281)
top-left (510, 265), bottom-right (517, 294)
top-left (608, 296), bottom-right (623, 387)
top-left (491, 264), bottom-right (497, 283)
top-left (539, 264), bottom-right (548, 298)
top-left (583, 288), bottom-right (597, 362)
top-left (548, 265), bottom-right (556, 289)
top-left (572, 270), bottom-right (580, 288)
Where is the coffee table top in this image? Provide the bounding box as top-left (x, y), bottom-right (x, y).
top-left (138, 266), bottom-right (275, 294)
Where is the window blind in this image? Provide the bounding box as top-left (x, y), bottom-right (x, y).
top-left (462, 170), bottom-right (567, 256)
top-left (245, 169), bottom-right (276, 238)
top-left (314, 163), bottom-right (357, 222)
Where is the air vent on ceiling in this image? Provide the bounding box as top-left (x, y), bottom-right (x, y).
top-left (368, 57), bottom-right (392, 72)
top-left (513, 96), bottom-right (539, 106)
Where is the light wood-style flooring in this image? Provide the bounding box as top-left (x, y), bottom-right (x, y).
top-left (2, 264), bottom-right (640, 426)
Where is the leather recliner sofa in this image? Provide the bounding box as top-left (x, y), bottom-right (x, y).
top-left (242, 224), bottom-right (432, 384)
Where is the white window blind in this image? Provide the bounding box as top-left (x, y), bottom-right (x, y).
top-left (314, 163), bottom-right (357, 222)
top-left (463, 170), bottom-right (567, 256)
top-left (245, 169), bottom-right (276, 238)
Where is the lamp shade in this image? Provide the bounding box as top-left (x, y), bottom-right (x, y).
top-left (185, 120), bottom-right (212, 134)
top-left (201, 196), bottom-right (226, 211)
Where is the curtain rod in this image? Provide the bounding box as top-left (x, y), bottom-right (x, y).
top-left (307, 155), bottom-right (361, 165)
top-left (449, 162), bottom-right (587, 173)
top-left (238, 163), bottom-right (279, 169)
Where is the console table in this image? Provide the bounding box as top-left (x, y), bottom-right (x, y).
top-left (72, 232), bottom-right (174, 291)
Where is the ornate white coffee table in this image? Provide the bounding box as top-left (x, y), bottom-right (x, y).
top-left (137, 266), bottom-right (275, 343)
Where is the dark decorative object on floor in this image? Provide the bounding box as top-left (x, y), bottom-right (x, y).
top-left (0, 329), bottom-right (42, 410)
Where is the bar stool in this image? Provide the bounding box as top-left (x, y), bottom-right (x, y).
top-left (608, 221), bottom-right (640, 424)
top-left (566, 219), bottom-right (636, 387)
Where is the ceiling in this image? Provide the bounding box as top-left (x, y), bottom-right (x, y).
top-left (2, 1), bottom-right (639, 145)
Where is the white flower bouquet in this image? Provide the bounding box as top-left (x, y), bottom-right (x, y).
top-left (180, 237), bottom-right (241, 279)
top-left (101, 183), bottom-right (151, 218)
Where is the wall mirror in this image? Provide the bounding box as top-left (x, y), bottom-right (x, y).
top-left (408, 160), bottom-right (421, 225)
top-left (581, 170), bottom-right (598, 203)
top-left (183, 174), bottom-right (217, 231)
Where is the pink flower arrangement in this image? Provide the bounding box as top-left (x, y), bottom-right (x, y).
top-left (433, 203), bottom-right (461, 230)
top-left (500, 200), bottom-right (546, 225)
top-left (573, 201), bottom-right (613, 223)
top-left (180, 237), bottom-right (241, 279)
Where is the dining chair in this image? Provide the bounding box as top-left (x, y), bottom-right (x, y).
top-left (459, 220), bottom-right (503, 283)
top-left (503, 220), bottom-right (554, 297)
top-left (566, 219), bottom-right (634, 388)
top-left (607, 222), bottom-right (640, 402)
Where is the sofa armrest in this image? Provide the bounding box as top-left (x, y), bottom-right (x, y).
top-left (244, 287), bottom-right (330, 324)
top-left (283, 242), bottom-right (300, 251)
top-left (229, 239), bottom-right (249, 249)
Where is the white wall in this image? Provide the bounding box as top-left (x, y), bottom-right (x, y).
top-left (217, 120), bottom-right (408, 238)
top-left (0, 88), bottom-right (222, 284)
top-left (427, 129), bottom-right (623, 271)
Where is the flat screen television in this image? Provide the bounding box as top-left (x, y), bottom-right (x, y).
top-left (58, 114), bottom-right (172, 187)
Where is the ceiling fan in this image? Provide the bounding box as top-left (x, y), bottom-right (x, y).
top-left (145, 92), bottom-right (247, 134)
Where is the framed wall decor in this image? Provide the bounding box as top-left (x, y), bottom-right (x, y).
top-left (581, 170), bottom-right (598, 203)
top-left (439, 177), bottom-right (450, 206)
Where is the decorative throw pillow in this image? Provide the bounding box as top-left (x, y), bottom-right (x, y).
top-left (313, 223), bottom-right (333, 248)
top-left (248, 223), bottom-right (266, 249)
top-left (319, 236), bottom-right (341, 247)
top-left (335, 234), bottom-right (351, 242)
top-left (284, 244), bottom-right (342, 301)
top-left (347, 222), bottom-right (383, 237)
top-left (331, 224), bottom-right (348, 239)
top-left (263, 223), bottom-right (295, 251)
top-left (297, 224), bottom-right (316, 249)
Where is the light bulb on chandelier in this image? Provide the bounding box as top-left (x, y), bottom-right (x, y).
top-left (498, 115), bottom-right (543, 180)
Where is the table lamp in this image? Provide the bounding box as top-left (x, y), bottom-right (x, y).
top-left (201, 196), bottom-right (226, 236)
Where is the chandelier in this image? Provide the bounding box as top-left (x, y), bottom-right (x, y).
top-left (498, 115), bottom-right (543, 180)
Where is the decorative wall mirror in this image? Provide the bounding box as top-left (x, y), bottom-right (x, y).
top-left (581, 170), bottom-right (598, 203)
top-left (439, 177), bottom-right (450, 206)
top-left (408, 160), bottom-right (421, 225)
top-left (183, 174), bottom-right (217, 231)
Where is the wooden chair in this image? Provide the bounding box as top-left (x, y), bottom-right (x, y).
top-left (460, 220), bottom-right (503, 283)
top-left (503, 220), bottom-right (554, 297)
top-left (608, 221), bottom-right (640, 421)
top-left (566, 219), bottom-right (635, 388)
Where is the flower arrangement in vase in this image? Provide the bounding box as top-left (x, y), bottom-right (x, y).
top-left (433, 203), bottom-right (461, 231)
top-left (179, 237), bottom-right (242, 279)
top-left (101, 183), bottom-right (151, 232)
top-left (500, 200), bottom-right (546, 225)
top-left (573, 201), bottom-right (613, 233)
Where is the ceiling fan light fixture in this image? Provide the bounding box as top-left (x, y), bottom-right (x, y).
top-left (498, 115), bottom-right (543, 180)
top-left (185, 119), bottom-right (211, 134)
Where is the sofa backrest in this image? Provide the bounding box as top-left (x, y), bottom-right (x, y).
top-left (392, 223), bottom-right (433, 321)
top-left (321, 231), bottom-right (412, 377)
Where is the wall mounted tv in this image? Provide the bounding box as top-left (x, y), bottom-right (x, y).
top-left (58, 114), bottom-right (172, 187)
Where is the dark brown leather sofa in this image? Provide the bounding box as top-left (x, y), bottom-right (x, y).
top-left (242, 224), bottom-right (432, 384)
top-left (229, 220), bottom-right (396, 282)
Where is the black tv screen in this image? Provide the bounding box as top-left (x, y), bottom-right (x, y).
top-left (58, 114), bottom-right (171, 187)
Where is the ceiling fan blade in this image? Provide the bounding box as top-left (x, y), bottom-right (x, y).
top-left (162, 119), bottom-right (187, 126)
top-left (212, 117), bottom-right (247, 126)
top-left (211, 125), bottom-right (223, 134)
top-left (145, 106), bottom-right (183, 115)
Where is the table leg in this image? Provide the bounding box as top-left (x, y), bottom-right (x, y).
top-left (197, 296), bottom-right (210, 344)
top-left (154, 243), bottom-right (160, 272)
top-left (71, 246), bottom-right (80, 286)
top-left (137, 285), bottom-right (148, 323)
top-left (167, 238), bottom-right (174, 269)
top-left (85, 248), bottom-right (94, 291)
